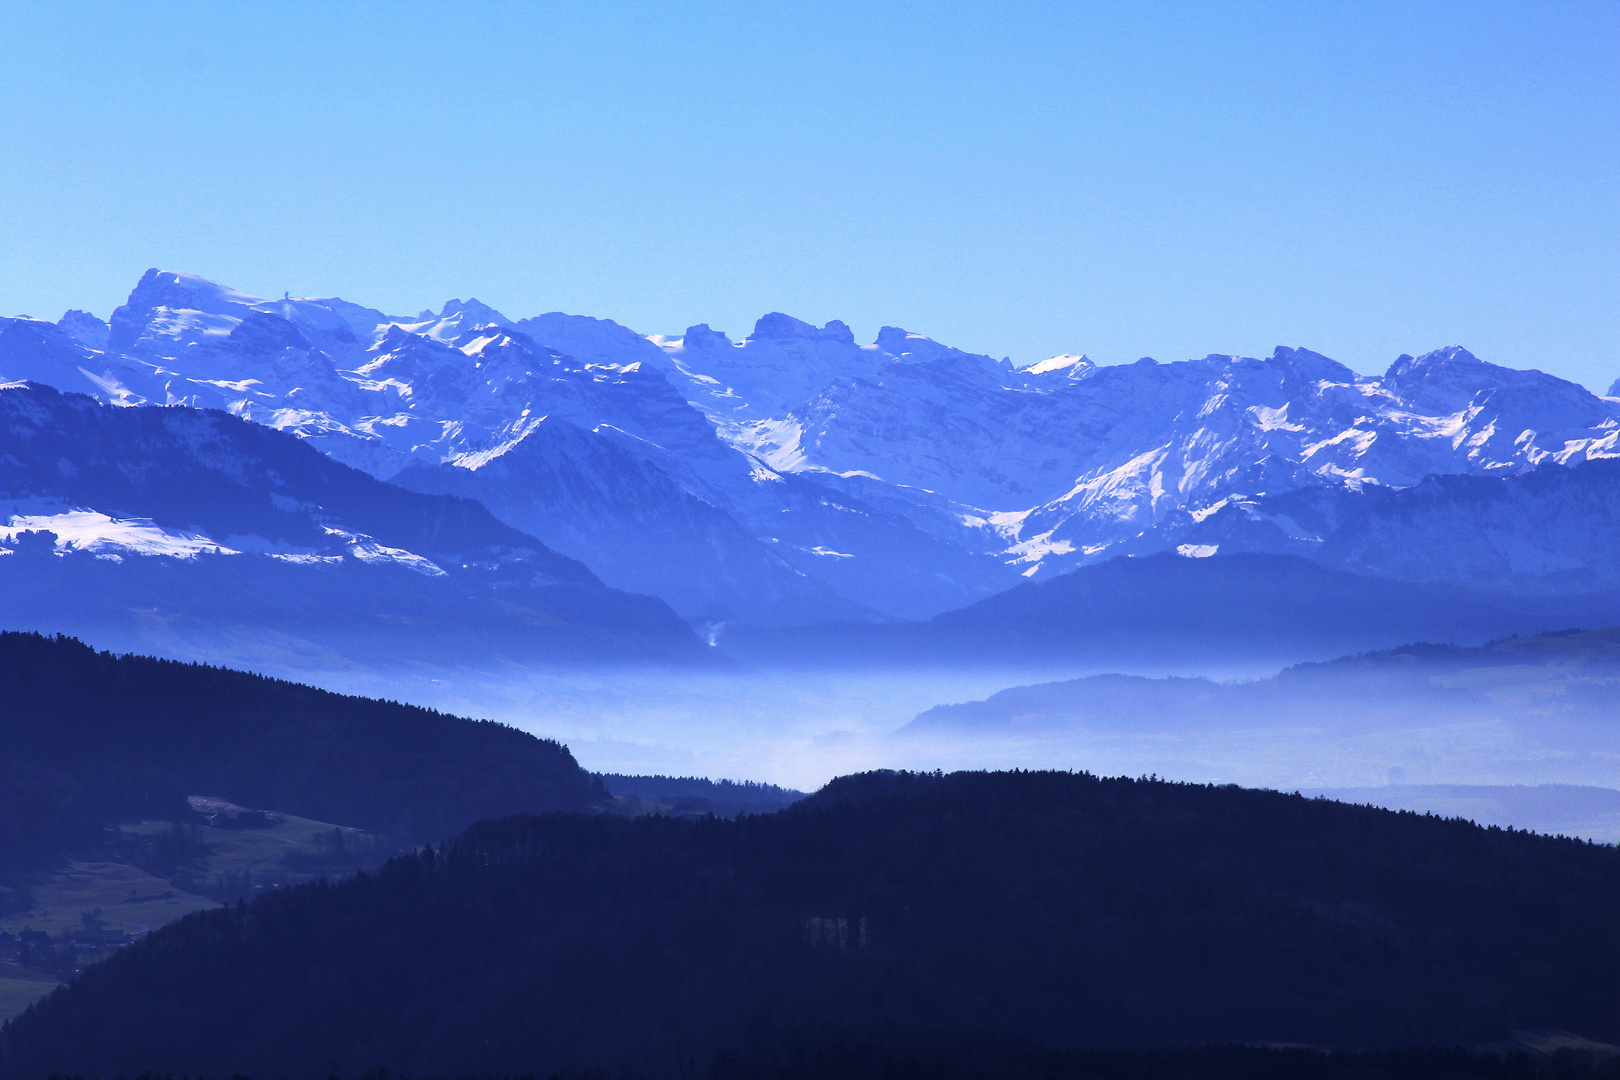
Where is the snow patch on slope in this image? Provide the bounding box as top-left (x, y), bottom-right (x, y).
top-left (322, 527), bottom-right (448, 577)
top-left (0, 502), bottom-right (238, 559)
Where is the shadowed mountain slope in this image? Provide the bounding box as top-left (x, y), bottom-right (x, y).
top-left (0, 382), bottom-right (703, 666)
top-left (392, 416), bottom-right (864, 626)
top-left (729, 553), bottom-right (1620, 670)
top-left (1153, 458), bottom-right (1620, 593)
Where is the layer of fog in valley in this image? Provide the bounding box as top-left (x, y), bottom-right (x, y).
top-left (241, 630), bottom-right (1620, 843)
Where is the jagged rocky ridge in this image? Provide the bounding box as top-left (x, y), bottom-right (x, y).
top-left (4, 270), bottom-right (1618, 624)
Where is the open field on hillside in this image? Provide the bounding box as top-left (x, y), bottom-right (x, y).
top-left (0, 961), bottom-right (60, 1023)
top-left (0, 861), bottom-right (216, 940)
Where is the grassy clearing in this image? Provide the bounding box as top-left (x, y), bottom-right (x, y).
top-left (4, 811), bottom-right (381, 950)
top-left (1, 809), bottom-right (388, 1019)
top-left (124, 811), bottom-right (379, 894)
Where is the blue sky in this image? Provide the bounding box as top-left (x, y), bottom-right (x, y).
top-left (1, 0), bottom-right (1615, 387)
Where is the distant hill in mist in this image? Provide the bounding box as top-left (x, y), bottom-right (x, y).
top-left (903, 626), bottom-right (1620, 735)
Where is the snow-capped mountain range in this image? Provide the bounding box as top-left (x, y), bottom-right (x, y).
top-left (4, 269), bottom-right (1619, 624)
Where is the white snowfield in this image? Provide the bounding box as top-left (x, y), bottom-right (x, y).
top-left (3, 269), bottom-right (1618, 619)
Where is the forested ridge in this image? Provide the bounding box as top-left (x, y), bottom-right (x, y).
top-left (0, 631), bottom-right (603, 872)
top-left (6, 769), bottom-right (1620, 1079)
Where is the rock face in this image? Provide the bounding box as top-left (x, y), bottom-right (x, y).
top-left (6, 269), bottom-right (1618, 622)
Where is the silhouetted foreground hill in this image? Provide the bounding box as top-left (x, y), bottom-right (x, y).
top-left (34, 1038), bottom-right (1620, 1080)
top-left (0, 632), bottom-right (602, 869)
top-left (6, 770), bottom-right (1619, 1078)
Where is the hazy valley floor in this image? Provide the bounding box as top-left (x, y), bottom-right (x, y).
top-left (202, 650), bottom-right (1620, 841)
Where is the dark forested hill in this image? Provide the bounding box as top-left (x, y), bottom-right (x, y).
top-left (6, 769), bottom-right (1619, 1079)
top-left (0, 632), bottom-right (603, 870)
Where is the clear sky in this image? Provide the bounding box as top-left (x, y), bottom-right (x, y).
top-left (1, 0), bottom-right (1615, 388)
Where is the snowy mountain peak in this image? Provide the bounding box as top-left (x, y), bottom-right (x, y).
top-left (1267, 346), bottom-right (1358, 384)
top-left (1382, 344), bottom-right (1611, 421)
top-left (513, 312), bottom-right (669, 371)
top-left (872, 326), bottom-right (921, 349)
top-left (1607, 376), bottom-right (1620, 399)
top-left (0, 317), bottom-right (98, 374)
top-left (125, 268), bottom-right (265, 313)
top-left (104, 269), bottom-right (293, 355)
top-left (750, 313), bottom-right (854, 345)
top-left (57, 310), bottom-right (109, 350)
top-left (677, 324), bottom-right (733, 349)
top-left (1257, 346), bottom-right (1360, 388)
top-left (374, 323), bottom-right (423, 352)
top-left (393, 298), bottom-right (514, 343)
top-left (1385, 344), bottom-right (1483, 380)
top-left (109, 269), bottom-right (259, 343)
top-left (872, 326), bottom-right (1001, 371)
top-left (1025, 354), bottom-right (1094, 377)
top-left (438, 297), bottom-right (510, 326)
